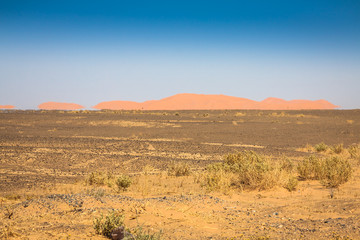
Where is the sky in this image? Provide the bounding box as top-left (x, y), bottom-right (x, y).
top-left (0, 0), bottom-right (360, 109)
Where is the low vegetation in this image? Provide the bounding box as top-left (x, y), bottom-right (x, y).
top-left (167, 161), bottom-right (192, 176)
top-left (93, 210), bottom-right (125, 238)
top-left (116, 175), bottom-right (132, 192)
top-left (200, 151), bottom-right (294, 192)
top-left (283, 176), bottom-right (298, 192)
top-left (297, 155), bottom-right (352, 188)
top-left (85, 171), bottom-right (132, 192)
top-left (331, 144), bottom-right (344, 154)
top-left (320, 156), bottom-right (352, 188)
top-left (348, 144), bottom-right (360, 160)
top-left (93, 211), bottom-right (161, 239)
top-left (314, 142), bottom-right (329, 152)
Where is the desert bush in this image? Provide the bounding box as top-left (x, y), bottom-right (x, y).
top-left (200, 166), bottom-right (233, 192)
top-left (348, 144), bottom-right (360, 160)
top-left (297, 155), bottom-right (326, 180)
top-left (86, 188), bottom-right (107, 198)
top-left (202, 151), bottom-right (286, 191)
top-left (314, 142), bottom-right (328, 152)
top-left (131, 225), bottom-right (162, 240)
top-left (86, 171), bottom-right (111, 186)
top-left (167, 162), bottom-right (192, 177)
top-left (320, 156), bottom-right (352, 188)
top-left (298, 155), bottom-right (352, 188)
top-left (93, 210), bottom-right (124, 238)
top-left (331, 144), bottom-right (344, 154)
top-left (284, 176), bottom-right (298, 192)
top-left (279, 157), bottom-right (295, 173)
top-left (115, 175), bottom-right (132, 192)
top-left (224, 151), bottom-right (279, 190)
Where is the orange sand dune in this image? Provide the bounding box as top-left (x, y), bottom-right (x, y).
top-left (38, 102), bottom-right (84, 110)
top-left (0, 105), bottom-right (15, 109)
top-left (93, 93), bottom-right (339, 110)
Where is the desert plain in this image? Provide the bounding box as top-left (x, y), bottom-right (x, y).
top-left (1, 109), bottom-right (360, 239)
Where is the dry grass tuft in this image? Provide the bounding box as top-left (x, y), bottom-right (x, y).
top-left (331, 144), bottom-right (344, 154)
top-left (85, 171), bottom-right (132, 192)
top-left (320, 156), bottom-right (352, 188)
top-left (93, 210), bottom-right (125, 238)
top-left (115, 175), bottom-right (132, 192)
top-left (200, 151), bottom-right (296, 192)
top-left (314, 142), bottom-right (329, 152)
top-left (297, 155), bottom-right (352, 188)
top-left (348, 144), bottom-right (360, 161)
top-left (167, 161), bottom-right (192, 177)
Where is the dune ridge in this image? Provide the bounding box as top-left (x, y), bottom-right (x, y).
top-left (38, 102), bottom-right (84, 110)
top-left (93, 93), bottom-right (339, 110)
top-left (0, 105), bottom-right (15, 109)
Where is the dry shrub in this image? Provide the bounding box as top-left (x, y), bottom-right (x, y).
top-left (202, 151), bottom-right (293, 191)
top-left (0, 225), bottom-right (18, 239)
top-left (297, 155), bottom-right (352, 188)
top-left (86, 171), bottom-right (111, 186)
top-left (85, 172), bottom-right (132, 192)
top-left (320, 156), bottom-right (352, 188)
top-left (200, 166), bottom-right (234, 193)
top-left (284, 176), bottom-right (299, 192)
top-left (314, 142), bottom-right (328, 152)
top-left (280, 157), bottom-right (295, 173)
top-left (223, 151), bottom-right (278, 190)
top-left (348, 144), bottom-right (360, 160)
top-left (331, 144), bottom-right (344, 154)
top-left (115, 175), bottom-right (132, 192)
top-left (297, 155), bottom-right (325, 180)
top-left (131, 226), bottom-right (162, 240)
top-left (93, 210), bottom-right (124, 238)
top-left (167, 162), bottom-right (192, 176)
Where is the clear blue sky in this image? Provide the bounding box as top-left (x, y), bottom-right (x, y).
top-left (1, 0), bottom-right (359, 109)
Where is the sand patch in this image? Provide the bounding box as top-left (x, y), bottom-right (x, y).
top-left (88, 120), bottom-right (180, 128)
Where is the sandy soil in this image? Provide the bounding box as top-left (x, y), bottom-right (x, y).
top-left (0, 109), bottom-right (359, 239)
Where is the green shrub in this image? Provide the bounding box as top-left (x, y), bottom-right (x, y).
top-left (115, 175), bottom-right (132, 192)
top-left (167, 162), bottom-right (192, 176)
top-left (93, 210), bottom-right (124, 238)
top-left (320, 156), bottom-right (352, 188)
top-left (314, 142), bottom-right (328, 152)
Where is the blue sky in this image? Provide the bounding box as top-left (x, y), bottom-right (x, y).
top-left (1, 0), bottom-right (359, 109)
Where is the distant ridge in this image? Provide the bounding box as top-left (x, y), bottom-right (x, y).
top-left (0, 105), bottom-right (15, 109)
top-left (38, 102), bottom-right (84, 110)
top-left (93, 93), bottom-right (339, 110)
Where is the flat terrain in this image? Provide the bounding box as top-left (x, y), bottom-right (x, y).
top-left (1, 109), bottom-right (360, 239)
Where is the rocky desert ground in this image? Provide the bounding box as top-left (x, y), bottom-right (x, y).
top-left (1, 109), bottom-right (360, 239)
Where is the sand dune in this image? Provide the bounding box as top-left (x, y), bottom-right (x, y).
top-left (93, 93), bottom-right (339, 110)
top-left (38, 102), bottom-right (84, 110)
top-left (0, 105), bottom-right (15, 109)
